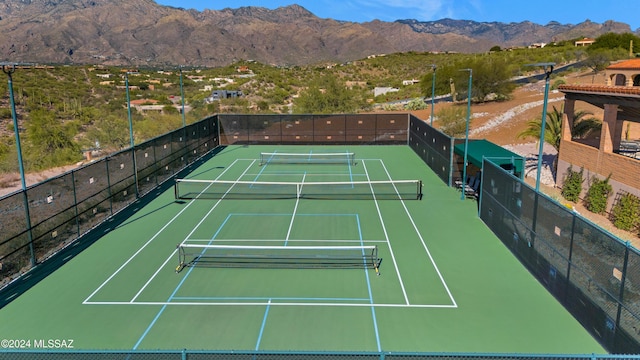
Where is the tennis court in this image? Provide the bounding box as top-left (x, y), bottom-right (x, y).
top-left (0, 145), bottom-right (604, 354)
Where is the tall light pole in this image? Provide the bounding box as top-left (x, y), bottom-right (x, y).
top-left (430, 64), bottom-right (437, 127)
top-left (125, 71), bottom-right (139, 198)
top-left (460, 68), bottom-right (472, 200)
top-left (527, 62), bottom-right (555, 192)
top-left (2, 62), bottom-right (35, 266)
top-left (179, 66), bottom-right (186, 128)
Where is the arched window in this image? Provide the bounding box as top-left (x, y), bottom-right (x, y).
top-left (633, 74), bottom-right (640, 87)
top-left (614, 74), bottom-right (626, 86)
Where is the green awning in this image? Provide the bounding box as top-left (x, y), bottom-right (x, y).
top-left (454, 139), bottom-right (525, 177)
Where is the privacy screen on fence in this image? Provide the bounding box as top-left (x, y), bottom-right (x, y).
top-left (2, 113), bottom-right (640, 355)
top-left (479, 159), bottom-right (640, 353)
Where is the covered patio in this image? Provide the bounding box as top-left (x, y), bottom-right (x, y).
top-left (557, 84), bottom-right (640, 204)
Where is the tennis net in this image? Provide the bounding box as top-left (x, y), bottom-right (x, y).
top-left (176, 244), bottom-right (381, 274)
top-left (174, 179), bottom-right (423, 200)
top-left (259, 152), bottom-right (356, 165)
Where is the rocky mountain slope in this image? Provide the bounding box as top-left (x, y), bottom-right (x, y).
top-left (0, 0), bottom-right (634, 67)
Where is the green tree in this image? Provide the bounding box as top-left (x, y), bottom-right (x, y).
top-left (583, 49), bottom-right (611, 80)
top-left (293, 75), bottom-right (360, 114)
top-left (424, 57), bottom-right (516, 103)
top-left (24, 109), bottom-right (81, 170)
top-left (468, 57), bottom-right (516, 102)
top-left (588, 32), bottom-right (640, 53)
top-left (86, 114), bottom-right (130, 150)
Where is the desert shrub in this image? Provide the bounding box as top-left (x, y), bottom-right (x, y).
top-left (437, 106), bottom-right (468, 137)
top-left (561, 166), bottom-right (584, 202)
top-left (584, 174), bottom-right (612, 215)
top-left (551, 78), bottom-right (566, 90)
top-left (611, 193), bottom-right (640, 232)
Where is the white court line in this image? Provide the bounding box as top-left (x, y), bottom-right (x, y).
top-left (84, 300), bottom-right (457, 308)
top-left (83, 158), bottom-right (248, 304)
top-left (284, 172), bottom-right (305, 245)
top-left (361, 160), bottom-right (410, 305)
top-left (378, 159), bottom-right (457, 307)
top-left (129, 160), bottom-right (258, 303)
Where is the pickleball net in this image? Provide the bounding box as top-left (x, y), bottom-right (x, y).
top-left (174, 179), bottom-right (423, 200)
top-left (176, 244), bottom-right (381, 274)
top-left (259, 152), bottom-right (356, 165)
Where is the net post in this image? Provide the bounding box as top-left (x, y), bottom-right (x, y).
top-left (174, 180), bottom-right (179, 200)
top-left (373, 246), bottom-right (380, 276)
top-left (418, 180), bottom-right (423, 200)
top-left (175, 244), bottom-right (185, 273)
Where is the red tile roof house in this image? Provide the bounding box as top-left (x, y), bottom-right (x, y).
top-left (557, 59), bottom-right (640, 211)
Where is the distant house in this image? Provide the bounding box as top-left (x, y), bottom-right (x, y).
top-left (575, 37), bottom-right (596, 47)
top-left (528, 42), bottom-right (547, 49)
top-left (374, 87), bottom-right (399, 97)
top-left (402, 79), bottom-right (420, 86)
top-left (605, 59), bottom-right (640, 86)
top-left (206, 90), bottom-right (243, 103)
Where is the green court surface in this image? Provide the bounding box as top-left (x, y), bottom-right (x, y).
top-left (0, 145), bottom-right (605, 354)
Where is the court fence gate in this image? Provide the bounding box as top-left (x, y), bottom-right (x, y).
top-left (0, 114), bottom-right (639, 355)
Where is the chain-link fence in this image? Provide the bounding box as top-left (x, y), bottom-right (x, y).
top-left (408, 118), bottom-right (640, 353)
top-left (408, 115), bottom-right (453, 185)
top-left (0, 116), bottom-right (219, 292)
top-left (3, 114), bottom-right (640, 355)
top-left (218, 113), bottom-right (409, 145)
top-left (479, 159), bottom-right (640, 354)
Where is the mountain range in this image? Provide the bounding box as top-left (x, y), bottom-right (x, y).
top-left (0, 0), bottom-right (635, 67)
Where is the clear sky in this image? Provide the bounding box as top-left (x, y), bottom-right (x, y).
top-left (155, 0), bottom-right (639, 30)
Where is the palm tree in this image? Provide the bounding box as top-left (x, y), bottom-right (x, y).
top-left (517, 105), bottom-right (564, 153)
top-left (517, 105), bottom-right (601, 174)
top-left (517, 105), bottom-right (601, 153)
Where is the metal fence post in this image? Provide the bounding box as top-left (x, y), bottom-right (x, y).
top-left (615, 241), bottom-right (631, 332)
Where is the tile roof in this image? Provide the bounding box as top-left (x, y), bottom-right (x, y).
top-left (607, 59), bottom-right (640, 70)
top-left (559, 84), bottom-right (640, 96)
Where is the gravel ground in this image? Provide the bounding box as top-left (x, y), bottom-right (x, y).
top-left (503, 142), bottom-right (557, 186)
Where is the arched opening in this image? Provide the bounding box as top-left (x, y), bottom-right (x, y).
top-left (633, 74), bottom-right (640, 87)
top-left (614, 73), bottom-right (626, 86)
